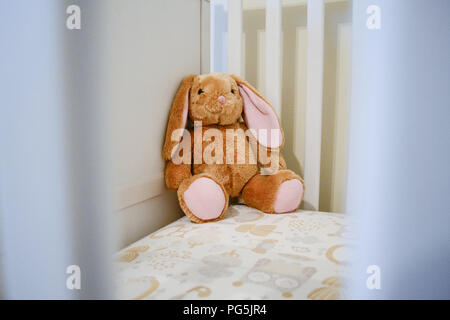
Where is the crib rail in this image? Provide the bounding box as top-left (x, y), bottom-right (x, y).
top-left (225, 0), bottom-right (325, 210)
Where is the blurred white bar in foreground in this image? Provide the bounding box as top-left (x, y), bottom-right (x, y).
top-left (346, 0), bottom-right (450, 299)
top-left (0, 0), bottom-right (114, 299)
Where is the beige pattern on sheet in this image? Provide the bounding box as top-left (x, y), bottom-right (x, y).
top-left (114, 205), bottom-right (350, 300)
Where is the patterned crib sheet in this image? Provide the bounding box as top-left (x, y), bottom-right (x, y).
top-left (114, 205), bottom-right (350, 300)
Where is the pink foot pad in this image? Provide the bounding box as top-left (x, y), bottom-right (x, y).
top-left (183, 177), bottom-right (226, 220)
top-left (274, 179), bottom-right (303, 213)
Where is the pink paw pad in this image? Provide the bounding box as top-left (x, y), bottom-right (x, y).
top-left (274, 179), bottom-right (303, 213)
top-left (183, 177), bottom-right (226, 220)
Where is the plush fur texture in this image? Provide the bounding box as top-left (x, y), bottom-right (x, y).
top-left (241, 170), bottom-right (305, 213)
top-left (162, 73), bottom-right (304, 223)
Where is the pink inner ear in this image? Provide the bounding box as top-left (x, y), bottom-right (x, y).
top-left (238, 84), bottom-right (282, 148)
top-left (180, 92), bottom-right (189, 137)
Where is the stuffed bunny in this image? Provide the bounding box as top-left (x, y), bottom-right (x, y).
top-left (162, 73), bottom-right (304, 223)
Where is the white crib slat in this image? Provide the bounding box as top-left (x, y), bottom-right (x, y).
top-left (201, 0), bottom-right (211, 74)
top-left (227, 0), bottom-right (243, 76)
top-left (265, 0), bottom-right (282, 116)
top-left (303, 0), bottom-right (325, 211)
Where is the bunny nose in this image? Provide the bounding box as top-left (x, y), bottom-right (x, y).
top-left (218, 96), bottom-right (226, 104)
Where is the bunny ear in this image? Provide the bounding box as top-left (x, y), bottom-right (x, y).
top-left (230, 74), bottom-right (284, 149)
top-left (162, 74), bottom-right (196, 160)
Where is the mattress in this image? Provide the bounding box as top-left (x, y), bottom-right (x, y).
top-left (114, 205), bottom-right (349, 300)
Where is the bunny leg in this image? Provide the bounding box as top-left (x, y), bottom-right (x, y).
top-left (165, 160), bottom-right (191, 190)
top-left (178, 174), bottom-right (229, 223)
top-left (241, 170), bottom-right (304, 213)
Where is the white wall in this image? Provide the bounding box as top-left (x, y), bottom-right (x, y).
top-left (100, 0), bottom-right (202, 248)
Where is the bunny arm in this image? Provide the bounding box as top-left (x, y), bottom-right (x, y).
top-left (164, 160), bottom-right (192, 190)
top-left (236, 121), bottom-right (286, 173)
top-left (278, 153), bottom-right (287, 169)
top-left (256, 148), bottom-right (287, 175)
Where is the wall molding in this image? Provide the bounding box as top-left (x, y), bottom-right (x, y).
top-left (115, 175), bottom-right (166, 211)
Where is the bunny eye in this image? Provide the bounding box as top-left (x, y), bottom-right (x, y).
top-left (198, 89), bottom-right (204, 94)
top-left (231, 89), bottom-right (235, 94)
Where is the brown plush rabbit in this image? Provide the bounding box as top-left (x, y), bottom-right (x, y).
top-left (162, 73), bottom-right (304, 223)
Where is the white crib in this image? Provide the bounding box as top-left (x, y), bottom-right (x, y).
top-left (3, 0), bottom-right (449, 300)
top-left (114, 0), bottom-right (350, 300)
top-left (0, 0), bottom-right (351, 299)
